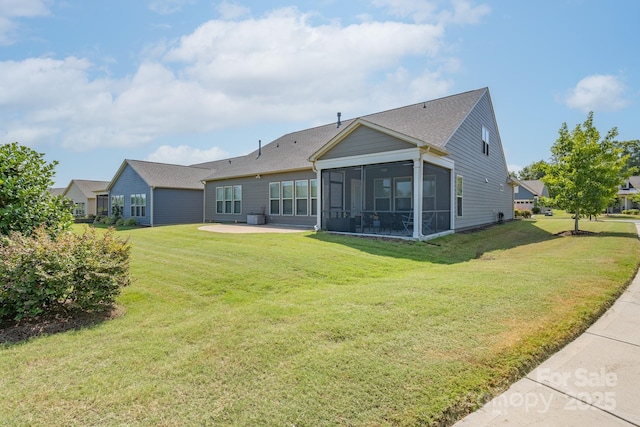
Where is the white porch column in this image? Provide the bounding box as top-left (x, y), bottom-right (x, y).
top-left (413, 158), bottom-right (423, 239)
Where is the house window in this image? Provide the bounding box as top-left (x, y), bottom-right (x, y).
top-left (130, 194), bottom-right (146, 217)
top-left (216, 187), bottom-right (224, 214)
top-left (282, 181), bottom-right (293, 215)
top-left (514, 185), bottom-right (519, 194)
top-left (74, 202), bottom-right (85, 216)
top-left (269, 182), bottom-right (280, 215)
top-left (310, 179), bottom-right (318, 216)
top-left (111, 195), bottom-right (124, 217)
top-left (216, 185), bottom-right (242, 214)
top-left (233, 185), bottom-right (242, 214)
top-left (456, 175), bottom-right (463, 217)
top-left (295, 180), bottom-right (308, 216)
top-left (394, 177), bottom-right (412, 211)
top-left (374, 178), bottom-right (391, 211)
top-left (482, 126), bottom-right (490, 156)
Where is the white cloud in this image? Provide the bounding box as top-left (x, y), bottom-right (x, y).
top-left (146, 144), bottom-right (230, 164)
top-left (216, 1), bottom-right (251, 20)
top-left (372, 0), bottom-right (489, 24)
top-left (148, 0), bottom-right (194, 15)
top-left (562, 74), bottom-right (630, 112)
top-left (0, 0), bottom-right (52, 45)
top-left (1, 3), bottom-right (489, 152)
top-left (508, 164), bottom-right (522, 174)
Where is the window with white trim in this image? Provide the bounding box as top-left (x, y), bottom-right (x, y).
top-left (111, 195), bottom-right (124, 216)
top-left (482, 126), bottom-right (490, 156)
top-left (216, 185), bottom-right (242, 214)
top-left (130, 193), bottom-right (146, 217)
top-left (295, 180), bottom-right (308, 216)
top-left (282, 181), bottom-right (293, 215)
top-left (310, 179), bottom-right (318, 216)
top-left (394, 177), bottom-right (412, 211)
top-left (456, 175), bottom-right (463, 217)
top-left (74, 202), bottom-right (85, 216)
top-left (269, 182), bottom-right (280, 215)
top-left (374, 178), bottom-right (391, 211)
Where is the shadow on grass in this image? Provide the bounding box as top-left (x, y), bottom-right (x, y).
top-left (0, 306), bottom-right (124, 347)
top-left (307, 220), bottom-right (637, 264)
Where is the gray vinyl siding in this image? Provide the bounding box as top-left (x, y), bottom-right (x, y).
top-left (321, 126), bottom-right (414, 160)
top-left (446, 92), bottom-right (513, 230)
top-left (109, 165), bottom-right (151, 226)
top-left (205, 170), bottom-right (317, 227)
top-left (514, 186), bottom-right (536, 200)
top-left (153, 188), bottom-right (204, 225)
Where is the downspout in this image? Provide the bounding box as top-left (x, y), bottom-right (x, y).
top-left (311, 160), bottom-right (321, 231)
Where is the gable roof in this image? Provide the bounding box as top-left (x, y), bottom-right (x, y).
top-left (49, 187), bottom-right (66, 197)
top-left (107, 159), bottom-right (212, 191)
top-left (518, 180), bottom-right (547, 197)
top-left (203, 88), bottom-right (488, 181)
top-left (63, 179), bottom-right (110, 198)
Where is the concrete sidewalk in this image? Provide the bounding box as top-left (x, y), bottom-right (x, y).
top-left (453, 223), bottom-right (640, 426)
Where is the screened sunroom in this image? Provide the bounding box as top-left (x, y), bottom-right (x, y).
top-left (319, 160), bottom-right (452, 238)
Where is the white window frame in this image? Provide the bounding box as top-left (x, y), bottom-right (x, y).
top-left (130, 193), bottom-right (146, 217)
top-left (456, 175), bottom-right (463, 217)
top-left (282, 181), bottom-right (294, 216)
top-left (310, 179), bottom-right (318, 216)
top-left (482, 126), bottom-right (490, 156)
top-left (216, 185), bottom-right (242, 214)
top-left (269, 182), bottom-right (281, 215)
top-left (295, 180), bottom-right (309, 216)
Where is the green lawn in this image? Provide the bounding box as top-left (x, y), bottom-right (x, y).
top-left (1, 218), bottom-right (638, 426)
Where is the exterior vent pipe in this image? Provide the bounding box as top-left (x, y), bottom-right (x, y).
top-left (256, 139), bottom-right (261, 159)
top-left (337, 112), bottom-right (342, 128)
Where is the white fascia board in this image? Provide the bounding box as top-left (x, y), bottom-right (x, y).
top-left (315, 148), bottom-right (420, 170)
top-left (422, 150), bottom-right (454, 170)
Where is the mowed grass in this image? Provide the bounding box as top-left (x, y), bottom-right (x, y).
top-left (1, 218), bottom-right (638, 426)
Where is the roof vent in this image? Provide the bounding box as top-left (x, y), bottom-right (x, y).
top-left (337, 112), bottom-right (342, 128)
top-left (256, 140), bottom-right (262, 159)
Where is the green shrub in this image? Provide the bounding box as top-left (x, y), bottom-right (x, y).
top-left (532, 206), bottom-right (541, 214)
top-left (520, 209), bottom-right (532, 218)
top-left (115, 218), bottom-right (125, 227)
top-left (514, 209), bottom-right (521, 218)
top-left (124, 218), bottom-right (137, 226)
top-left (102, 216), bottom-right (115, 226)
top-left (0, 226), bottom-right (131, 321)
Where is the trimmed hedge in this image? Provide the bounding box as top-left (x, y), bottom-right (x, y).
top-left (0, 227), bottom-right (131, 321)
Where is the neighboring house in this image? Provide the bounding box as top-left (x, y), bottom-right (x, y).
top-left (107, 160), bottom-right (212, 226)
top-left (62, 179), bottom-right (110, 217)
top-left (513, 179), bottom-right (548, 212)
top-left (203, 87), bottom-right (515, 239)
top-left (612, 176), bottom-right (640, 212)
top-left (49, 187), bottom-right (66, 197)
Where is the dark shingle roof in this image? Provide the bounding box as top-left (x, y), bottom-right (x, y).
top-left (110, 160), bottom-right (212, 190)
top-left (519, 180), bottom-right (547, 197)
top-left (202, 88), bottom-right (487, 181)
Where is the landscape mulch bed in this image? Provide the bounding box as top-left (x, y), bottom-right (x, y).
top-left (0, 306), bottom-right (124, 345)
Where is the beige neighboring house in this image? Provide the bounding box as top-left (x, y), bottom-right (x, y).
top-left (62, 180), bottom-right (110, 217)
top-left (614, 176), bottom-right (640, 212)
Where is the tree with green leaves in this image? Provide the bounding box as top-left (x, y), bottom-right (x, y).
top-left (517, 160), bottom-right (549, 180)
top-left (613, 139), bottom-right (640, 176)
top-left (0, 142), bottom-right (73, 236)
top-left (543, 112), bottom-right (628, 232)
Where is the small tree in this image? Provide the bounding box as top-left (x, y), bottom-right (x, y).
top-left (0, 142), bottom-right (73, 236)
top-left (543, 112), bottom-right (628, 232)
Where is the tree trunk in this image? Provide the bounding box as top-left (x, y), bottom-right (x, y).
top-left (574, 208), bottom-right (580, 232)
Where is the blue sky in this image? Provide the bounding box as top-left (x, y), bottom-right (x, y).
top-left (1, 0), bottom-right (638, 187)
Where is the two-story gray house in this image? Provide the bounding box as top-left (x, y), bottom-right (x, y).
top-left (202, 88), bottom-right (515, 239)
